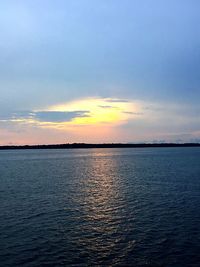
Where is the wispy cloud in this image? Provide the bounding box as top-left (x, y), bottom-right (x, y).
top-left (123, 111), bottom-right (144, 115)
top-left (104, 98), bottom-right (129, 103)
top-left (98, 105), bottom-right (114, 109)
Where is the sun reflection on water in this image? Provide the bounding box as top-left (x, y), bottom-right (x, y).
top-left (72, 150), bottom-right (136, 264)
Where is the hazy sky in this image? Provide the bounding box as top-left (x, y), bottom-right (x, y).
top-left (0, 0), bottom-right (200, 144)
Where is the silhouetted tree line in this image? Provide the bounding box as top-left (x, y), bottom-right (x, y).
top-left (0, 143), bottom-right (200, 150)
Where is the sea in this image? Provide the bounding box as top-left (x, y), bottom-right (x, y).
top-left (0, 148), bottom-right (200, 267)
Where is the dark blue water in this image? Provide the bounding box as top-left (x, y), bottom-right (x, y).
top-left (0, 148), bottom-right (200, 267)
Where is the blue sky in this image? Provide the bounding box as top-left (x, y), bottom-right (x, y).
top-left (0, 0), bottom-right (200, 144)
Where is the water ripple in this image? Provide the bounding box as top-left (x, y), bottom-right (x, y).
top-left (0, 148), bottom-right (200, 266)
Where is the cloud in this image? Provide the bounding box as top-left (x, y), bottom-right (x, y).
top-left (0, 113), bottom-right (14, 121)
top-left (98, 105), bottom-right (114, 109)
top-left (13, 111), bottom-right (35, 119)
top-left (0, 110), bottom-right (90, 123)
top-left (104, 98), bottom-right (129, 103)
top-left (0, 110), bottom-right (35, 121)
top-left (143, 106), bottom-right (164, 111)
top-left (34, 111), bottom-right (89, 122)
top-left (123, 111), bottom-right (144, 115)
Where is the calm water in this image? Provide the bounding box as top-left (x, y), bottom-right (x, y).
top-left (0, 148), bottom-right (200, 267)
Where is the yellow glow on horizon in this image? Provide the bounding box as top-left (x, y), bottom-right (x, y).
top-left (44, 97), bottom-right (141, 127)
top-left (9, 97), bottom-right (143, 133)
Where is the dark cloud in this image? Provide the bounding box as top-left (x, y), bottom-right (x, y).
top-left (0, 110), bottom-right (90, 123)
top-left (34, 111), bottom-right (89, 122)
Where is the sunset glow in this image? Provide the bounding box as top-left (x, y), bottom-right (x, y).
top-left (47, 98), bottom-right (141, 126)
top-left (0, 1), bottom-right (200, 145)
top-left (6, 97), bottom-right (143, 130)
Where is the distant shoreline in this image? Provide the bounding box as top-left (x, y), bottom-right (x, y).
top-left (0, 143), bottom-right (200, 150)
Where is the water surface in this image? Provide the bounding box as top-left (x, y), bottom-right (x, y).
top-left (0, 148), bottom-right (200, 266)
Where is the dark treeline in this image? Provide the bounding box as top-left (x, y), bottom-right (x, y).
top-left (0, 143), bottom-right (200, 150)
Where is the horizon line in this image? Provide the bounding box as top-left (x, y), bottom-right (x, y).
top-left (0, 142), bottom-right (200, 150)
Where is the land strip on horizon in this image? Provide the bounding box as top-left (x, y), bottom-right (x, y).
top-left (0, 143), bottom-right (200, 150)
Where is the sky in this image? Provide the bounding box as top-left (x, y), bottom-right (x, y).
top-left (0, 0), bottom-right (200, 144)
